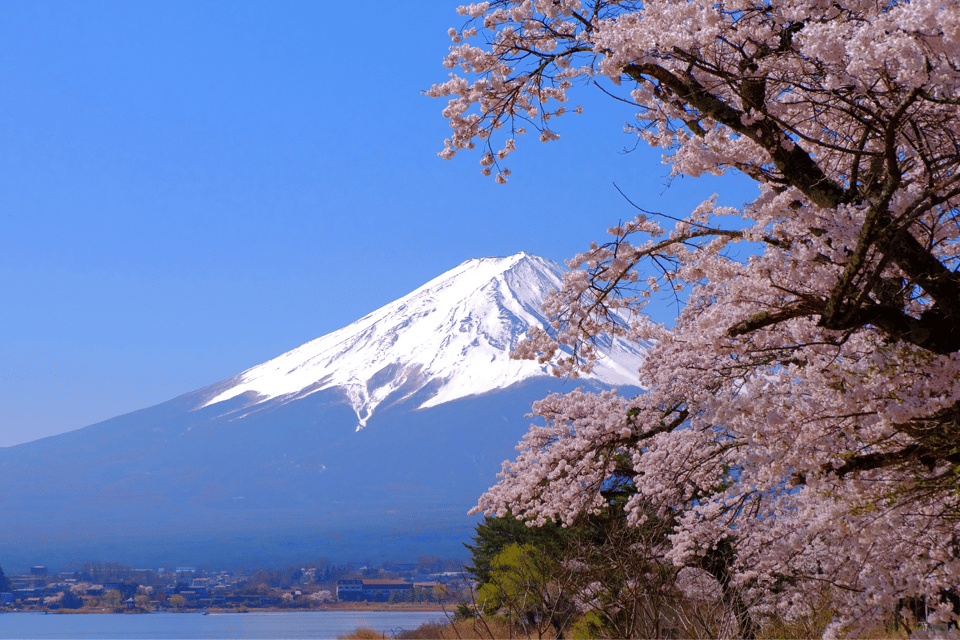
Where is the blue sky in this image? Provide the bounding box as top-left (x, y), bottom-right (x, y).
top-left (0, 1), bottom-right (753, 447)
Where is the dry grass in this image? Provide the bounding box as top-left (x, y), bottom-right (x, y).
top-left (339, 617), bottom-right (550, 639)
top-left (338, 626), bottom-right (391, 639)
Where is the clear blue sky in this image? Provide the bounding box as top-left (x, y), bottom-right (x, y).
top-left (0, 1), bottom-right (752, 447)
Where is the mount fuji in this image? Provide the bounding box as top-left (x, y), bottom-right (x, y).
top-left (201, 252), bottom-right (645, 428)
top-left (0, 253), bottom-right (646, 571)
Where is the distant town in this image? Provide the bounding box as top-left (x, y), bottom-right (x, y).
top-left (0, 557), bottom-right (468, 613)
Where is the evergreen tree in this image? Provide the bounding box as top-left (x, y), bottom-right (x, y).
top-left (464, 514), bottom-right (569, 585)
top-left (0, 564), bottom-right (11, 592)
top-left (59, 590), bottom-right (84, 610)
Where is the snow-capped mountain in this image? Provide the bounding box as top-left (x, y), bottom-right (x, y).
top-left (0, 252), bottom-right (648, 571)
top-left (202, 252), bottom-right (646, 429)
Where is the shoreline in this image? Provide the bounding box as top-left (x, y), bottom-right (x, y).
top-left (2, 603), bottom-right (449, 615)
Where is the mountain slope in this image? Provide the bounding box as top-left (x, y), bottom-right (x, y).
top-left (0, 253), bottom-right (646, 571)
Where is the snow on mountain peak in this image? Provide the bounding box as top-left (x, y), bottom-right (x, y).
top-left (201, 253), bottom-right (647, 429)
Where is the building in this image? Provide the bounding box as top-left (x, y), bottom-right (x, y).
top-left (336, 579), bottom-right (362, 600)
top-left (10, 574), bottom-right (46, 590)
top-left (336, 579), bottom-right (413, 602)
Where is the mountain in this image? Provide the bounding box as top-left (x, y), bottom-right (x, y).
top-left (0, 253), bottom-right (646, 572)
top-left (199, 252), bottom-right (645, 429)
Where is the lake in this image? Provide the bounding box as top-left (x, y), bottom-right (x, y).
top-left (0, 610), bottom-right (448, 639)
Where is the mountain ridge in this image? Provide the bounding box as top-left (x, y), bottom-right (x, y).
top-left (198, 252), bottom-right (646, 429)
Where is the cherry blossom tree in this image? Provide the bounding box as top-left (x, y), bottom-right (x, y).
top-left (429, 0), bottom-right (960, 635)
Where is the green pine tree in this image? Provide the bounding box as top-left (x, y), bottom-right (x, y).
top-left (463, 513), bottom-right (569, 585)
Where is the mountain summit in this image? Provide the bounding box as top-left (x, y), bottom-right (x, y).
top-left (202, 252), bottom-right (646, 429)
top-left (0, 253), bottom-right (647, 570)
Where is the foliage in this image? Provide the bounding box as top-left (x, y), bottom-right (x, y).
top-left (0, 564), bottom-right (10, 592)
top-left (465, 514), bottom-right (570, 586)
top-left (117, 579), bottom-right (139, 600)
top-left (305, 589), bottom-right (333, 604)
top-left (476, 542), bottom-right (580, 637)
top-left (455, 602), bottom-right (477, 621)
top-left (467, 511), bottom-right (740, 638)
top-left (102, 589), bottom-right (122, 609)
top-left (58, 590), bottom-right (85, 610)
top-left (431, 0), bottom-right (960, 635)
top-left (566, 611), bottom-right (603, 640)
top-left (134, 594), bottom-right (152, 611)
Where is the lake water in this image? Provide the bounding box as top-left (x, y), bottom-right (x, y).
top-left (0, 611), bottom-right (448, 639)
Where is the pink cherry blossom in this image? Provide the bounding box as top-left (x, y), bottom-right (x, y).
top-left (433, 0), bottom-right (960, 635)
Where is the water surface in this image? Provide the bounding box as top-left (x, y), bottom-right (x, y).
top-left (0, 610), bottom-right (447, 639)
